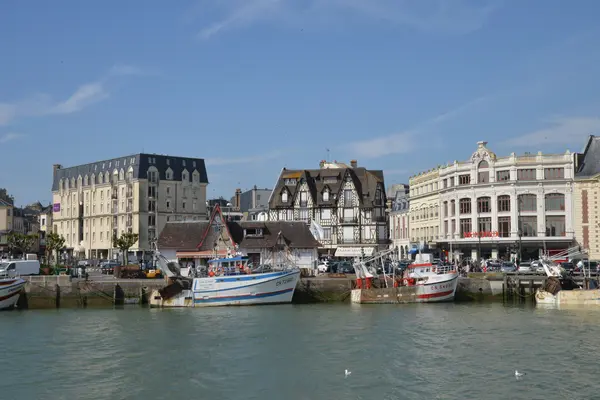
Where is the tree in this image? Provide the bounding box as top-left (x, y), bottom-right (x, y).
top-left (45, 232), bottom-right (66, 267)
top-left (113, 232), bottom-right (139, 265)
top-left (6, 232), bottom-right (38, 257)
top-left (0, 188), bottom-right (14, 205)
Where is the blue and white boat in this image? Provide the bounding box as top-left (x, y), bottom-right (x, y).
top-left (149, 254), bottom-right (300, 307)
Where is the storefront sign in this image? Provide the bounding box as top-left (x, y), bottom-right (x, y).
top-left (463, 231), bottom-right (499, 238)
top-left (334, 247), bottom-right (375, 257)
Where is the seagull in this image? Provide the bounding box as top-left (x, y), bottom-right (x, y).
top-left (515, 370), bottom-right (525, 379)
top-left (345, 369), bottom-right (351, 377)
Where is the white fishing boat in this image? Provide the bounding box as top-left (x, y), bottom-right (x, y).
top-left (402, 253), bottom-right (460, 302)
top-left (350, 248), bottom-right (459, 304)
top-left (535, 246), bottom-right (600, 306)
top-left (0, 277), bottom-right (26, 310)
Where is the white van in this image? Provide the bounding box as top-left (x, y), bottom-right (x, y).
top-left (0, 260), bottom-right (40, 277)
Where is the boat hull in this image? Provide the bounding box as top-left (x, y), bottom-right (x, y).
top-left (350, 273), bottom-right (459, 304)
top-left (150, 270), bottom-right (300, 308)
top-left (0, 278), bottom-right (26, 310)
top-left (535, 288), bottom-right (600, 306)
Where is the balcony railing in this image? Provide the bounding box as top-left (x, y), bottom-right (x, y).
top-left (341, 217), bottom-right (358, 224)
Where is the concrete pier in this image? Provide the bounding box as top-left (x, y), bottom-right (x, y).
top-left (12, 274), bottom-right (565, 309)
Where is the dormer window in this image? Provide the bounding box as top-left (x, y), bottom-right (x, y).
top-left (284, 178), bottom-right (297, 185)
top-left (323, 190), bottom-right (330, 202)
top-left (281, 191), bottom-right (288, 203)
top-left (244, 228), bottom-right (263, 237)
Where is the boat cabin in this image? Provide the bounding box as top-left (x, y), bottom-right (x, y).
top-left (207, 256), bottom-right (251, 277)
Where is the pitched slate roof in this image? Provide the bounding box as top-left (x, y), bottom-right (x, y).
top-left (52, 153), bottom-right (209, 191)
top-left (239, 221), bottom-right (321, 249)
top-left (269, 165), bottom-right (385, 209)
top-left (576, 135), bottom-right (600, 178)
top-left (158, 221), bottom-right (210, 251)
top-left (0, 199), bottom-right (13, 207)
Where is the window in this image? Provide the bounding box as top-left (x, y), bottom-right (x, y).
top-left (545, 193), bottom-right (565, 211)
top-left (166, 200), bottom-right (171, 209)
top-left (496, 170), bottom-right (510, 182)
top-left (460, 218), bottom-right (472, 238)
top-left (497, 195), bottom-right (511, 212)
top-left (450, 200), bottom-right (455, 217)
top-left (193, 200), bottom-right (197, 211)
top-left (183, 201), bottom-right (186, 210)
top-left (182, 171), bottom-right (189, 182)
top-left (443, 179), bottom-right (447, 188)
top-left (443, 220), bottom-right (448, 236)
top-left (148, 215), bottom-right (156, 226)
top-left (546, 216), bottom-right (566, 237)
top-left (166, 187), bottom-right (171, 196)
top-left (148, 170), bottom-right (157, 183)
top-left (281, 191), bottom-right (288, 202)
top-left (519, 216), bottom-right (537, 237)
top-left (321, 208), bottom-right (331, 220)
top-left (518, 194), bottom-right (537, 212)
top-left (148, 200), bottom-right (156, 212)
top-left (498, 216), bottom-right (511, 237)
top-left (100, 232), bottom-right (104, 242)
top-left (459, 198), bottom-right (471, 214)
top-left (443, 201), bottom-right (448, 217)
top-left (478, 170), bottom-right (489, 184)
top-left (478, 217), bottom-right (492, 233)
top-left (323, 190), bottom-right (329, 201)
top-left (300, 191), bottom-right (308, 207)
top-left (166, 170), bottom-right (173, 180)
top-left (148, 186), bottom-right (156, 198)
top-left (544, 168), bottom-right (564, 180)
top-left (517, 169), bottom-right (536, 181)
top-left (343, 208), bottom-right (355, 223)
top-left (299, 208), bottom-right (309, 221)
top-left (284, 178), bottom-right (297, 185)
top-left (459, 174), bottom-right (470, 185)
top-left (477, 197), bottom-right (491, 213)
top-left (344, 189), bottom-right (353, 205)
top-left (322, 227), bottom-right (331, 240)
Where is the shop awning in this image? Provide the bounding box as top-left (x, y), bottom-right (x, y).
top-left (334, 247), bottom-right (375, 257)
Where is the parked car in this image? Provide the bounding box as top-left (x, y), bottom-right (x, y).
top-left (100, 261), bottom-right (120, 275)
top-left (517, 263), bottom-right (533, 274)
top-left (500, 263), bottom-right (517, 273)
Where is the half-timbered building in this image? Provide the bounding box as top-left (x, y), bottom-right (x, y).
top-left (268, 160), bottom-right (388, 257)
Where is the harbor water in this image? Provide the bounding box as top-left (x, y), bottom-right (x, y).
top-left (1, 303), bottom-right (599, 400)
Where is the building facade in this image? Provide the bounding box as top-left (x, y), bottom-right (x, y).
top-left (387, 184), bottom-right (411, 259)
top-left (437, 141), bottom-right (575, 262)
top-left (52, 153), bottom-right (209, 259)
top-left (268, 160), bottom-right (388, 257)
top-left (408, 168), bottom-right (441, 254)
top-left (0, 199), bottom-right (13, 254)
top-left (573, 135), bottom-right (600, 260)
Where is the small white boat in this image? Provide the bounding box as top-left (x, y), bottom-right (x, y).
top-left (403, 253), bottom-right (459, 302)
top-left (150, 255), bottom-right (300, 308)
top-left (0, 277), bottom-right (26, 310)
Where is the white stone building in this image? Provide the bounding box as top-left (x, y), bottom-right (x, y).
top-left (437, 141), bottom-right (575, 262)
top-left (388, 184), bottom-right (411, 259)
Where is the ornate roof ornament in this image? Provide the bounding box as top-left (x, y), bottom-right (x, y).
top-left (471, 141), bottom-right (497, 164)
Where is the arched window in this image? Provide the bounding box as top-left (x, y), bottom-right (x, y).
top-left (182, 169), bottom-right (189, 182)
top-left (119, 169), bottom-right (125, 181)
top-left (497, 195), bottom-right (511, 212)
top-left (478, 160), bottom-right (489, 183)
top-left (545, 193), bottom-right (565, 211)
top-left (477, 196), bottom-right (491, 213)
top-left (518, 194), bottom-right (537, 212)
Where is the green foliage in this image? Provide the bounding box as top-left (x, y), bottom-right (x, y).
top-left (6, 232), bottom-right (38, 256)
top-left (45, 232), bottom-right (66, 267)
top-left (112, 232), bottom-right (139, 265)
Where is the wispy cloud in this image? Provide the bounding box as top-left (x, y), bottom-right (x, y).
top-left (205, 150), bottom-right (283, 166)
top-left (0, 64), bottom-right (149, 126)
top-left (503, 117), bottom-right (600, 148)
top-left (0, 132), bottom-right (25, 144)
top-left (193, 0), bottom-right (499, 40)
top-left (345, 131), bottom-right (417, 159)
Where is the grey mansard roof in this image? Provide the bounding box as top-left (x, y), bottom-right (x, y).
top-left (52, 153), bottom-right (209, 191)
top-left (576, 135), bottom-right (600, 178)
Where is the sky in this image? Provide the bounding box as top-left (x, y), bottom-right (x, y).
top-left (2, 0), bottom-right (600, 206)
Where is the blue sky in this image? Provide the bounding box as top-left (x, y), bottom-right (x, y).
top-left (2, 0), bottom-right (600, 206)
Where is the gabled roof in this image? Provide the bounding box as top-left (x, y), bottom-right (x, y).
top-left (157, 221), bottom-right (210, 251)
top-left (197, 204), bottom-right (241, 250)
top-left (269, 165), bottom-right (385, 209)
top-left (239, 221), bottom-right (321, 249)
top-left (576, 135), bottom-right (600, 179)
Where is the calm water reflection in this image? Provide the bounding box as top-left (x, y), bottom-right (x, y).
top-left (1, 303), bottom-right (599, 400)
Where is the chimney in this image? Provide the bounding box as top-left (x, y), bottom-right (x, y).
top-left (319, 160), bottom-right (326, 168)
top-left (350, 160), bottom-right (357, 168)
top-left (235, 188), bottom-right (242, 210)
top-left (53, 164), bottom-right (62, 174)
